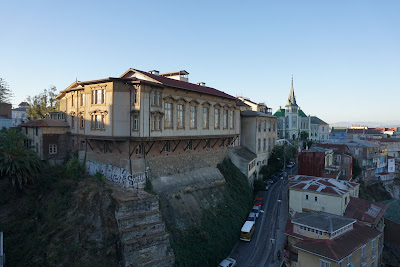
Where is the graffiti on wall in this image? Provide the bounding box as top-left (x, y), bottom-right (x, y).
top-left (86, 161), bottom-right (147, 188)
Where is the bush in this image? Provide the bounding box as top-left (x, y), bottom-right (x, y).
top-left (66, 158), bottom-right (85, 180)
top-left (171, 158), bottom-right (253, 266)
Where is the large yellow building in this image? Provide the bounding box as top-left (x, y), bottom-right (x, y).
top-left (54, 68), bottom-right (241, 187)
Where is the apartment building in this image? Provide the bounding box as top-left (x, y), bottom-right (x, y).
top-left (54, 68), bottom-right (241, 185)
top-left (284, 212), bottom-right (382, 267)
top-left (288, 175), bottom-right (359, 217)
top-left (20, 119), bottom-right (69, 163)
top-left (240, 110), bottom-right (277, 175)
top-left (312, 143), bottom-right (353, 180)
top-left (297, 147), bottom-right (340, 179)
top-left (236, 96), bottom-right (272, 114)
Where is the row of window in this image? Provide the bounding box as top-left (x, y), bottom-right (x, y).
top-left (257, 138), bottom-right (274, 152)
top-left (69, 115), bottom-right (105, 130)
top-left (70, 90), bottom-right (104, 107)
top-left (257, 120), bottom-right (276, 132)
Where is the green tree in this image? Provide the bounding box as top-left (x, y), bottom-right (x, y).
top-left (0, 128), bottom-right (42, 188)
top-left (0, 78), bottom-right (13, 103)
top-left (26, 86), bottom-right (59, 120)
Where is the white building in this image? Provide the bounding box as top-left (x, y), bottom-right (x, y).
top-left (12, 102), bottom-right (29, 127)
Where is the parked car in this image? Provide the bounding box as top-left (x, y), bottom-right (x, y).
top-left (247, 212), bottom-right (257, 222)
top-left (251, 205), bottom-right (261, 217)
top-left (218, 257), bottom-right (237, 267)
top-left (254, 197), bottom-right (264, 207)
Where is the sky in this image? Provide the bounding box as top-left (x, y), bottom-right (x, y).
top-left (1, 0), bottom-right (399, 125)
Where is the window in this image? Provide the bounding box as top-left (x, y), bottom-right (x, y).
top-left (306, 194), bottom-right (309, 200)
top-left (92, 89), bottom-right (105, 104)
top-left (223, 110), bottom-right (228, 129)
top-left (187, 140), bottom-right (192, 150)
top-left (362, 245), bottom-right (366, 265)
top-left (71, 116), bottom-right (75, 129)
top-left (190, 106), bottom-right (197, 128)
top-left (268, 138), bottom-right (271, 152)
top-left (134, 89), bottom-right (138, 104)
top-left (177, 104), bottom-right (184, 128)
top-left (347, 254), bottom-right (352, 267)
top-left (264, 121), bottom-right (267, 131)
top-left (49, 144), bottom-right (57, 154)
top-left (269, 121), bottom-right (272, 131)
top-left (345, 197), bottom-right (347, 205)
top-left (163, 141), bottom-right (170, 153)
top-left (258, 138), bottom-right (261, 152)
top-left (372, 239), bottom-right (376, 258)
top-left (263, 139), bottom-right (266, 151)
top-left (258, 121), bottom-right (261, 132)
top-left (152, 91), bottom-right (157, 105)
top-left (91, 114), bottom-right (104, 130)
top-left (203, 107), bottom-right (209, 128)
top-left (35, 127), bottom-right (38, 136)
top-left (315, 196), bottom-right (318, 201)
top-left (214, 108), bottom-right (220, 128)
top-left (80, 93), bottom-right (85, 106)
top-left (80, 117), bottom-right (84, 128)
top-left (71, 94), bottom-right (74, 107)
top-left (152, 115), bottom-right (161, 131)
top-left (371, 262), bottom-right (374, 267)
top-left (230, 110), bottom-right (234, 128)
top-left (273, 122), bottom-right (276, 131)
top-left (135, 144), bottom-right (143, 155)
top-left (165, 103), bottom-right (173, 128)
top-left (152, 91), bottom-right (162, 106)
top-left (133, 115), bottom-right (139, 131)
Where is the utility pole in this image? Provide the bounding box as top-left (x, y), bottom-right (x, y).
top-left (1, 232), bottom-right (4, 267)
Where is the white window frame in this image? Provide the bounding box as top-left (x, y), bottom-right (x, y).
top-left (133, 115), bottom-right (139, 131)
top-left (177, 104), bottom-right (184, 128)
top-left (49, 144), bottom-right (57, 154)
top-left (214, 108), bottom-right (220, 129)
top-left (320, 259), bottom-right (330, 267)
top-left (190, 105), bottom-right (197, 129)
top-left (164, 102), bottom-right (173, 129)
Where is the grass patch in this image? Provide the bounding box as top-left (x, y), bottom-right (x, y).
top-left (171, 158), bottom-right (253, 266)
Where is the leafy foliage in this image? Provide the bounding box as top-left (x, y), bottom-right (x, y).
top-left (66, 157), bottom-right (85, 180)
top-left (0, 128), bottom-right (42, 188)
top-left (26, 86), bottom-right (59, 120)
top-left (171, 158), bottom-right (253, 266)
top-left (0, 77), bottom-right (13, 103)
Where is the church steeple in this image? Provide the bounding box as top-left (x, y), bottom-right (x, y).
top-left (287, 75), bottom-right (297, 106)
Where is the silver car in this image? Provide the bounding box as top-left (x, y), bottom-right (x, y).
top-left (218, 257), bottom-right (237, 267)
top-left (251, 205), bottom-right (261, 217)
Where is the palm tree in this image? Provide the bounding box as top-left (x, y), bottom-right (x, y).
top-left (0, 128), bottom-right (42, 188)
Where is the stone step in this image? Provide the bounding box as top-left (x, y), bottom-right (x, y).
top-left (120, 222), bottom-right (166, 243)
top-left (122, 238), bottom-right (174, 267)
top-left (116, 210), bottom-right (163, 231)
top-left (122, 231), bottom-right (171, 252)
top-left (116, 197), bottom-right (160, 217)
top-left (137, 253), bottom-right (175, 267)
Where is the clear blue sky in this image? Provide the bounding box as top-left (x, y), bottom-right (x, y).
top-left (1, 0), bottom-right (399, 124)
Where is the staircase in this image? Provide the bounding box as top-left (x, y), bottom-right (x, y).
top-left (112, 186), bottom-right (174, 267)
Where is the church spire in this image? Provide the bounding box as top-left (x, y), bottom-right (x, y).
top-left (287, 75), bottom-right (297, 106)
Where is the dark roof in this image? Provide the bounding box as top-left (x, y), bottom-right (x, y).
top-left (241, 110), bottom-right (276, 118)
top-left (292, 212), bottom-right (355, 233)
top-left (292, 220), bottom-right (381, 261)
top-left (18, 102), bottom-right (29, 107)
top-left (132, 69), bottom-right (236, 100)
top-left (20, 119), bottom-right (69, 127)
top-left (12, 107), bottom-right (29, 111)
top-left (344, 197), bottom-right (387, 226)
top-left (310, 116), bottom-right (328, 125)
top-left (230, 146), bottom-right (257, 162)
top-left (381, 199), bottom-right (400, 224)
top-left (330, 128), bottom-right (347, 133)
top-left (313, 143), bottom-right (350, 154)
top-left (347, 129), bottom-right (364, 134)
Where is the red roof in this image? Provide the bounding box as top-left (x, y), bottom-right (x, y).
top-left (132, 69), bottom-right (236, 100)
top-left (20, 119), bottom-right (69, 127)
top-left (344, 197), bottom-right (387, 226)
top-left (286, 220), bottom-right (381, 261)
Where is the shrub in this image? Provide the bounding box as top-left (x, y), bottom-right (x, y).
top-left (66, 158), bottom-right (85, 180)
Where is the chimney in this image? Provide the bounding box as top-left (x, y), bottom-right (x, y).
top-left (197, 82), bottom-right (206, 86)
top-left (149, 70), bottom-right (159, 76)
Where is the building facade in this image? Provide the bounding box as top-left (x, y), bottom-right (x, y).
top-left (12, 102), bottom-right (29, 127)
top-left (54, 68), bottom-right (241, 186)
top-left (284, 212), bottom-right (383, 267)
top-left (240, 110), bottom-right (277, 176)
top-left (288, 175), bottom-right (359, 217)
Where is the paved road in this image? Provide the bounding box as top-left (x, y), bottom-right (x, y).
top-left (229, 166), bottom-right (296, 267)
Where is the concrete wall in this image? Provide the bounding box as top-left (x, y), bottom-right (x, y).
top-left (147, 149), bottom-right (228, 179)
top-left (289, 189), bottom-right (349, 216)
